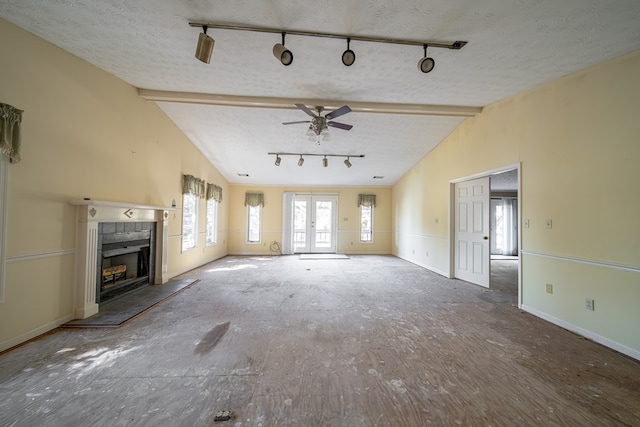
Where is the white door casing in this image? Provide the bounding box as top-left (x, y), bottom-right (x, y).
top-left (455, 177), bottom-right (490, 287)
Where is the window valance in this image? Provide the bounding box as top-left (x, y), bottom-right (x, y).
top-left (207, 183), bottom-right (223, 202)
top-left (0, 103), bottom-right (23, 164)
top-left (245, 192), bottom-right (264, 207)
top-left (358, 194), bottom-right (377, 207)
top-left (182, 174), bottom-right (205, 197)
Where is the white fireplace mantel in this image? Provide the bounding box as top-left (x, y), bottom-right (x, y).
top-left (70, 199), bottom-right (174, 319)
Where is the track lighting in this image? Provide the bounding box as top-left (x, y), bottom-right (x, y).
top-left (195, 26), bottom-right (214, 64)
top-left (273, 32), bottom-right (293, 66)
top-left (418, 44), bottom-right (435, 73)
top-left (342, 38), bottom-right (356, 66)
top-left (267, 152), bottom-right (364, 168)
top-left (189, 22), bottom-right (466, 72)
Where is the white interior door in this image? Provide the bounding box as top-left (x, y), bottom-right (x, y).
top-left (455, 177), bottom-right (490, 287)
top-left (293, 196), bottom-right (337, 253)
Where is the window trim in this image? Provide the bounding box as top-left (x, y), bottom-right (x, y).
top-left (206, 198), bottom-right (218, 246)
top-left (181, 193), bottom-right (199, 252)
top-left (246, 204), bottom-right (262, 244)
top-left (360, 204), bottom-right (374, 243)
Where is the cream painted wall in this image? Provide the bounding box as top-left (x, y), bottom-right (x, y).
top-left (0, 19), bottom-right (228, 351)
top-left (228, 185), bottom-right (391, 255)
top-left (392, 49), bottom-right (640, 358)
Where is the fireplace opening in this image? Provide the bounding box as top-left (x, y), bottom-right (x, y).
top-left (97, 222), bottom-right (156, 304)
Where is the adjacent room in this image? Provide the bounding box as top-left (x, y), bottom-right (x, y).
top-left (1, 1), bottom-right (639, 425)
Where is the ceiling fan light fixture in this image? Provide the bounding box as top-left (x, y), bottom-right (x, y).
top-left (342, 38), bottom-right (356, 66)
top-left (273, 32), bottom-right (293, 66)
top-left (418, 44), bottom-right (435, 73)
top-left (298, 155), bottom-right (304, 166)
top-left (195, 26), bottom-right (214, 64)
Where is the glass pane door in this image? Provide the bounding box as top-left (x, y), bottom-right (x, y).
top-left (292, 196), bottom-right (337, 253)
top-left (294, 198), bottom-right (310, 252)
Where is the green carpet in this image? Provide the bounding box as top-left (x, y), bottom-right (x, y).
top-left (62, 278), bottom-right (199, 327)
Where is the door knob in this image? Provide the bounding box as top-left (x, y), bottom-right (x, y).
top-left (483, 236), bottom-right (489, 240)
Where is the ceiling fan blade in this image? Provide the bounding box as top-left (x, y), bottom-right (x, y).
top-left (282, 120), bottom-right (311, 125)
top-left (295, 103), bottom-right (318, 118)
top-left (325, 105), bottom-right (352, 120)
top-left (327, 121), bottom-right (353, 130)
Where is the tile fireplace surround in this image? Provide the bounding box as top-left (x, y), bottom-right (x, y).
top-left (69, 199), bottom-right (172, 319)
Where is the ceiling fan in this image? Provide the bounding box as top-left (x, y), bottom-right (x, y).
top-left (283, 104), bottom-right (353, 142)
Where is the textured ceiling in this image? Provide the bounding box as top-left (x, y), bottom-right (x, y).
top-left (2, 0), bottom-right (640, 186)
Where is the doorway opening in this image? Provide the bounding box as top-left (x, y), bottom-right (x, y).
top-left (489, 169), bottom-right (519, 300)
top-left (451, 166), bottom-right (520, 304)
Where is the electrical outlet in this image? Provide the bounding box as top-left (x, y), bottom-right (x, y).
top-left (545, 219), bottom-right (553, 229)
top-left (546, 283), bottom-right (553, 294)
top-left (585, 298), bottom-right (595, 311)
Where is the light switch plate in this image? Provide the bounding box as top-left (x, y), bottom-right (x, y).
top-left (545, 219), bottom-right (552, 229)
top-left (524, 219), bottom-right (530, 228)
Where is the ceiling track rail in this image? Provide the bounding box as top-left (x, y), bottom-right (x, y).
top-left (188, 21), bottom-right (467, 50)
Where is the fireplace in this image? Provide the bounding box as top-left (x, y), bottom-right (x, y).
top-left (97, 222), bottom-right (156, 303)
top-left (71, 199), bottom-right (172, 319)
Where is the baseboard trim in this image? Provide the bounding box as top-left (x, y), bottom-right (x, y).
top-left (521, 304), bottom-right (640, 362)
top-left (0, 314), bottom-right (74, 353)
top-left (395, 254), bottom-right (450, 278)
top-left (164, 253), bottom-right (228, 281)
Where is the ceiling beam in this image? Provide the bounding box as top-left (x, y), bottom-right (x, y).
top-left (137, 89), bottom-right (482, 118)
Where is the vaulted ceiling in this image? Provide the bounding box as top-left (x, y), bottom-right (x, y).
top-left (2, 1), bottom-right (639, 186)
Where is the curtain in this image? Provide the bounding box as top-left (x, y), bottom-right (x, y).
top-left (206, 183), bottom-right (223, 202)
top-left (0, 103), bottom-right (23, 164)
top-left (357, 194), bottom-right (376, 207)
top-left (182, 174), bottom-right (205, 197)
top-left (281, 192), bottom-right (295, 255)
top-left (245, 192), bottom-right (264, 207)
top-left (501, 198), bottom-right (518, 256)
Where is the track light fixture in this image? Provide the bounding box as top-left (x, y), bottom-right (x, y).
top-left (273, 32), bottom-right (293, 66)
top-left (342, 38), bottom-right (356, 66)
top-left (418, 44), bottom-right (435, 73)
top-left (269, 152), bottom-right (364, 168)
top-left (195, 25), bottom-right (215, 64)
top-left (189, 22), bottom-right (466, 72)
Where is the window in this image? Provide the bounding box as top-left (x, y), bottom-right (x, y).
top-left (206, 198), bottom-right (217, 245)
top-left (182, 193), bottom-right (198, 251)
top-left (360, 204), bottom-right (373, 242)
top-left (247, 204), bottom-right (262, 243)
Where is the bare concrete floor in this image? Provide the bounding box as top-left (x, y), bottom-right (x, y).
top-left (1, 255), bottom-right (638, 426)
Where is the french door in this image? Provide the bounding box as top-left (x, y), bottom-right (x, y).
top-left (293, 196), bottom-right (337, 253)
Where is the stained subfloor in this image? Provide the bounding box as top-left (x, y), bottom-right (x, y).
top-left (1, 255), bottom-right (638, 426)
